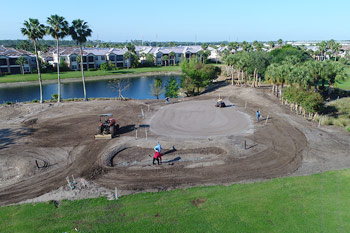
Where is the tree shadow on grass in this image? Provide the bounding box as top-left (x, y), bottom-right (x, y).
top-left (201, 80), bottom-right (229, 95)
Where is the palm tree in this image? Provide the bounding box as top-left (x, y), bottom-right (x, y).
top-left (16, 56), bottom-right (27, 75)
top-left (277, 39), bottom-right (283, 47)
top-left (317, 41), bottom-right (328, 60)
top-left (201, 43), bottom-right (208, 51)
top-left (162, 55), bottom-right (169, 66)
top-left (333, 43), bottom-right (342, 61)
top-left (47, 15), bottom-right (69, 102)
top-left (265, 64), bottom-right (279, 95)
top-left (197, 50), bottom-right (204, 63)
top-left (169, 51), bottom-right (176, 65)
top-left (21, 18), bottom-right (46, 103)
top-left (70, 19), bottom-right (92, 101)
top-left (124, 51), bottom-right (132, 69)
top-left (269, 41), bottom-right (275, 49)
top-left (232, 42), bottom-right (239, 53)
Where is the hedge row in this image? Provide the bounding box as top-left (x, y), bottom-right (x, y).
top-left (283, 86), bottom-right (324, 113)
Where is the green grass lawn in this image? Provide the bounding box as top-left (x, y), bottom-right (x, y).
top-left (0, 66), bottom-right (181, 83)
top-left (335, 77), bottom-right (350, 90)
top-left (336, 67), bottom-right (350, 90)
top-left (1, 169), bottom-right (350, 233)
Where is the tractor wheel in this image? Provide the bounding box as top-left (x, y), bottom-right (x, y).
top-left (110, 125), bottom-right (115, 137)
top-left (97, 126), bottom-right (103, 134)
top-left (115, 124), bottom-right (120, 136)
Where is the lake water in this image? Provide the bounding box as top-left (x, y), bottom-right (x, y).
top-left (0, 75), bottom-right (182, 103)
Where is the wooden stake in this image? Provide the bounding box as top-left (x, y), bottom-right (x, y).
top-left (115, 187), bottom-right (118, 200)
top-left (264, 115), bottom-right (269, 126)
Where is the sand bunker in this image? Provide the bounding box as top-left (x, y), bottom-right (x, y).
top-left (149, 100), bottom-right (252, 138)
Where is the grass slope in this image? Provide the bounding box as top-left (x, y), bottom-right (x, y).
top-left (336, 67), bottom-right (350, 90)
top-left (1, 169), bottom-right (350, 232)
top-left (320, 97), bottom-right (350, 131)
top-left (0, 66), bottom-right (181, 83)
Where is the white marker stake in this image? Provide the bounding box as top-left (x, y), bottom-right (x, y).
top-left (115, 187), bottom-right (118, 200)
top-left (245, 100), bottom-right (247, 109)
top-left (145, 128), bottom-right (148, 140)
top-left (147, 105), bottom-right (150, 112)
top-left (265, 115), bottom-right (269, 126)
top-left (136, 129), bottom-right (138, 140)
top-left (141, 107), bottom-right (144, 118)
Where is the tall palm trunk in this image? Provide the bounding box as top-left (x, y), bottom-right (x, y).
top-left (56, 39), bottom-right (61, 102)
top-left (236, 70), bottom-right (240, 86)
top-left (231, 66), bottom-right (234, 86)
top-left (251, 68), bottom-right (256, 88)
top-left (80, 45), bottom-right (87, 101)
top-left (33, 40), bottom-right (43, 103)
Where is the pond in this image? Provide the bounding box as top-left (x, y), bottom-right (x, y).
top-left (0, 75), bottom-right (182, 103)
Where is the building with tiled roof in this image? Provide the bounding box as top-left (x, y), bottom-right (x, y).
top-left (0, 46), bottom-right (36, 74)
top-left (41, 45), bottom-right (204, 70)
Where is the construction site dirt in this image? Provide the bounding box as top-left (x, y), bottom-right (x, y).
top-left (0, 85), bottom-right (349, 206)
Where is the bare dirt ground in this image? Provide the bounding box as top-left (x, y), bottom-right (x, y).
top-left (0, 84), bottom-right (349, 206)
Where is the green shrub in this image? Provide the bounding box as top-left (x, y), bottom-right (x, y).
top-left (51, 94), bottom-right (58, 100)
top-left (283, 86), bottom-right (324, 113)
top-left (32, 99), bottom-right (38, 103)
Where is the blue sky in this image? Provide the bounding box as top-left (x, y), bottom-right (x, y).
top-left (1, 0), bottom-right (349, 42)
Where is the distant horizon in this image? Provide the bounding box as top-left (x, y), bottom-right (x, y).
top-left (1, 0), bottom-right (350, 42)
top-left (1, 39), bottom-right (350, 44)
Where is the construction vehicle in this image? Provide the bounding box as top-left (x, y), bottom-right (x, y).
top-left (215, 98), bottom-right (226, 108)
top-left (95, 114), bottom-right (119, 139)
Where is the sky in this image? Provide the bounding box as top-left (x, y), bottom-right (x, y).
top-left (1, 0), bottom-right (349, 42)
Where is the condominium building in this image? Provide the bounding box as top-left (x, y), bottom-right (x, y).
top-left (0, 46), bottom-right (36, 74)
top-left (42, 47), bottom-right (128, 70)
top-left (137, 46), bottom-right (202, 65)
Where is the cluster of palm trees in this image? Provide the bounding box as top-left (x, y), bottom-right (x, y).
top-left (311, 39), bottom-right (342, 61)
top-left (225, 51), bottom-right (270, 87)
top-left (266, 59), bottom-right (346, 97)
top-left (224, 43), bottom-right (347, 99)
top-left (20, 15), bottom-right (92, 103)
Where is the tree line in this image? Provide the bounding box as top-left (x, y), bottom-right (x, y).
top-left (224, 43), bottom-right (348, 116)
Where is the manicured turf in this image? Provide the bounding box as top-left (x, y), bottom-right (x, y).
top-left (336, 67), bottom-right (350, 90)
top-left (0, 66), bottom-right (181, 83)
top-left (1, 169), bottom-right (350, 232)
top-left (336, 77), bottom-right (350, 90)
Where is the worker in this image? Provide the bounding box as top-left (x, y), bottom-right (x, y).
top-left (153, 150), bottom-right (162, 165)
top-left (154, 143), bottom-right (162, 153)
top-left (256, 110), bottom-right (260, 122)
